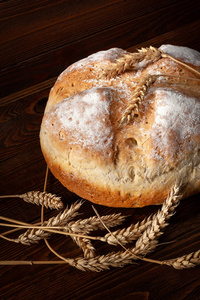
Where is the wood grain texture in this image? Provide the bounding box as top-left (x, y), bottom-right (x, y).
top-left (0, 0), bottom-right (200, 299)
top-left (1, 0), bottom-right (200, 97)
top-left (1, 0), bottom-right (194, 68)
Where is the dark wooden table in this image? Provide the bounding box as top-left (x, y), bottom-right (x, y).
top-left (0, 1), bottom-right (200, 299)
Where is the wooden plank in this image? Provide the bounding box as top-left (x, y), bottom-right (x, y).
top-left (0, 89), bottom-right (47, 192)
top-left (0, 0), bottom-right (198, 69)
top-left (1, 18), bottom-right (200, 104)
top-left (1, 16), bottom-right (200, 98)
top-left (0, 77), bottom-right (56, 107)
top-left (0, 0), bottom-right (118, 19)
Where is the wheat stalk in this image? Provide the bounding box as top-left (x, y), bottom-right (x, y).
top-left (1, 248), bottom-right (199, 271)
top-left (75, 187), bottom-right (181, 271)
top-left (0, 191), bottom-right (63, 210)
top-left (102, 46), bottom-right (200, 79)
top-left (1, 249), bottom-right (199, 270)
top-left (16, 225), bottom-right (49, 245)
top-left (0, 260), bottom-right (67, 265)
top-left (14, 204), bottom-right (125, 247)
top-left (120, 74), bottom-right (157, 124)
top-left (22, 191), bottom-right (63, 210)
top-left (1, 181), bottom-right (199, 271)
top-left (0, 221), bottom-right (105, 241)
top-left (161, 53), bottom-right (200, 77)
top-left (62, 247), bottom-right (200, 272)
top-left (120, 73), bottom-right (200, 125)
top-left (89, 185), bottom-right (181, 269)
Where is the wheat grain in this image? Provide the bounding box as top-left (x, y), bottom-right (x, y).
top-left (47, 200), bottom-right (83, 225)
top-left (11, 203), bottom-right (124, 247)
top-left (66, 244), bottom-right (162, 272)
top-left (15, 185), bottom-right (179, 257)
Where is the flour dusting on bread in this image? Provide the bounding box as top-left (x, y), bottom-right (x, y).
top-left (46, 88), bottom-right (114, 151)
top-left (151, 88), bottom-right (200, 161)
top-left (58, 48), bottom-right (126, 81)
top-left (159, 45), bottom-right (200, 66)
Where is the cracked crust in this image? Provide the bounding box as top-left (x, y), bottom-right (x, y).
top-left (40, 46), bottom-right (200, 207)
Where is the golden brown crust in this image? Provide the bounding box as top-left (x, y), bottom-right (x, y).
top-left (40, 46), bottom-right (200, 207)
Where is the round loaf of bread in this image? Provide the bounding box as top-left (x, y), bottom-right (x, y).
top-left (40, 45), bottom-right (200, 207)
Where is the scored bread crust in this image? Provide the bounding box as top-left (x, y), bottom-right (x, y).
top-left (40, 45), bottom-right (200, 207)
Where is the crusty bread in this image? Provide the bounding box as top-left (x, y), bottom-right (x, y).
top-left (40, 45), bottom-right (200, 207)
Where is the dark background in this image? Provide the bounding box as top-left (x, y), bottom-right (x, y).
top-left (0, 1), bottom-right (200, 299)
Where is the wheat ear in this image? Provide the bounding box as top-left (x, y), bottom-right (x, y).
top-left (102, 214), bottom-right (153, 246)
top-left (65, 213), bottom-right (127, 258)
top-left (163, 250), bottom-right (200, 269)
top-left (0, 191), bottom-right (63, 210)
top-left (65, 205), bottom-right (161, 271)
top-left (66, 246), bottom-right (200, 272)
top-left (67, 213), bottom-right (127, 234)
top-left (69, 231), bottom-right (96, 259)
top-left (103, 46), bottom-right (162, 78)
top-left (133, 185), bottom-right (181, 256)
top-left (15, 201), bottom-right (83, 245)
top-left (120, 74), bottom-right (157, 124)
top-left (66, 186), bottom-right (181, 271)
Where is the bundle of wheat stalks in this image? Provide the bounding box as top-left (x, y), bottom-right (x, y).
top-left (0, 175), bottom-right (199, 271)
